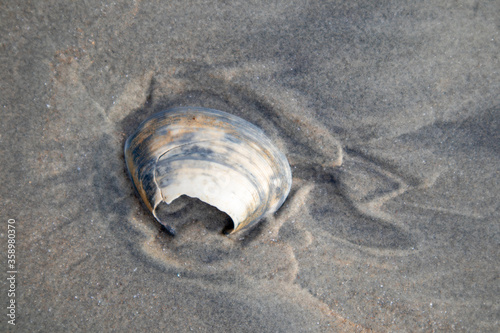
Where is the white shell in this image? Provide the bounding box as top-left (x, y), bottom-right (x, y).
top-left (124, 107), bottom-right (292, 234)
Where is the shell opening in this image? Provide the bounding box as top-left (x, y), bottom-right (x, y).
top-left (154, 195), bottom-right (234, 234)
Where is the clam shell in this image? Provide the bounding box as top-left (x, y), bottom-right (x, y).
top-left (124, 107), bottom-right (292, 234)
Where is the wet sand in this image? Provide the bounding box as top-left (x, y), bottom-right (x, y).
top-left (1, 1), bottom-right (499, 332)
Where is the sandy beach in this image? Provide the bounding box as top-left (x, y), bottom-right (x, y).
top-left (1, 1), bottom-right (499, 331)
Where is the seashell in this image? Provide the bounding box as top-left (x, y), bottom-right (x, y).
top-left (124, 107), bottom-right (292, 234)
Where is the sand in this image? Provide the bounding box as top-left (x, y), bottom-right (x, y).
top-left (1, 1), bottom-right (499, 332)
